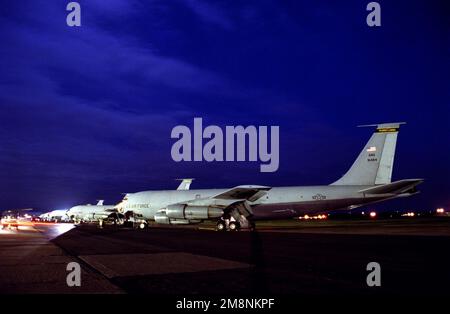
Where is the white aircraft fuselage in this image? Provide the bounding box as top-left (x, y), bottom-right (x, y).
top-left (121, 185), bottom-right (392, 221)
top-left (115, 122), bottom-right (422, 226)
top-left (67, 203), bottom-right (114, 222)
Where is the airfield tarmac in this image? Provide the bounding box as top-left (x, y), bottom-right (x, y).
top-left (0, 218), bottom-right (449, 295)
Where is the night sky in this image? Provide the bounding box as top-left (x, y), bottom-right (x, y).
top-left (0, 0), bottom-right (448, 212)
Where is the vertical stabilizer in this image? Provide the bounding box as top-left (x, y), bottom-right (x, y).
top-left (331, 122), bottom-right (405, 186)
top-left (176, 178), bottom-right (194, 190)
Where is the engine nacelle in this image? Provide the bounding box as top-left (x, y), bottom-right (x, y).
top-left (166, 204), bottom-right (223, 220)
top-left (154, 212), bottom-right (201, 225)
top-left (154, 212), bottom-right (170, 224)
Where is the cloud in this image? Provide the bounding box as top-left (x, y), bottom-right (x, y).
top-left (87, 0), bottom-right (139, 15)
top-left (0, 1), bottom-right (233, 98)
top-left (0, 1), bottom-right (226, 198)
top-left (182, 0), bottom-right (234, 30)
top-left (0, 0), bottom-right (244, 184)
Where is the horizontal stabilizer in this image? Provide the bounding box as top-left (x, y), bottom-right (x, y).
top-left (358, 179), bottom-right (423, 195)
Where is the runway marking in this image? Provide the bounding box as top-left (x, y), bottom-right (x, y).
top-left (79, 252), bottom-right (251, 278)
top-left (0, 227), bottom-right (124, 293)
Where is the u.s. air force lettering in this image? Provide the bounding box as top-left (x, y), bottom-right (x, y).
top-left (126, 204), bottom-right (150, 209)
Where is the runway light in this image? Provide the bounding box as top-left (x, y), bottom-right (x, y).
top-left (436, 208), bottom-right (445, 214)
top-left (369, 211), bottom-right (377, 218)
top-left (299, 214), bottom-right (327, 220)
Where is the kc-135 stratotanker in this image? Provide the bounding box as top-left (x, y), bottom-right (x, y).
top-left (94, 122), bottom-right (423, 231)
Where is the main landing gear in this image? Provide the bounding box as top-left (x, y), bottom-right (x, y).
top-left (216, 206), bottom-right (255, 232)
top-left (228, 221), bottom-right (240, 231)
top-left (216, 217), bottom-right (255, 232)
top-left (216, 219), bottom-right (241, 231)
top-left (216, 220), bottom-right (226, 231)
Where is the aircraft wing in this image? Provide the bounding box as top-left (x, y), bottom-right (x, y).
top-left (358, 179), bottom-right (423, 195)
top-left (161, 186), bottom-right (271, 220)
top-left (212, 185), bottom-right (271, 201)
top-left (104, 207), bottom-right (120, 212)
top-left (171, 185), bottom-right (271, 208)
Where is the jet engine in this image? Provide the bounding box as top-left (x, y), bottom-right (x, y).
top-left (154, 212), bottom-right (201, 225)
top-left (165, 204), bottom-right (223, 220)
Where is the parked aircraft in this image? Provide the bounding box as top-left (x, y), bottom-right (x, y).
top-left (115, 123), bottom-right (422, 231)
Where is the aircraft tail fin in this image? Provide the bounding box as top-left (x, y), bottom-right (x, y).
top-left (96, 200), bottom-right (104, 206)
top-left (176, 178), bottom-right (194, 190)
top-left (331, 122), bottom-right (405, 186)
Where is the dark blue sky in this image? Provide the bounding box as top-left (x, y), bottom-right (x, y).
top-left (0, 0), bottom-right (448, 211)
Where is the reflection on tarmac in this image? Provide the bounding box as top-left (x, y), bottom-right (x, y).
top-left (42, 223), bottom-right (76, 239)
top-left (0, 222), bottom-right (75, 239)
top-left (0, 223), bottom-right (122, 294)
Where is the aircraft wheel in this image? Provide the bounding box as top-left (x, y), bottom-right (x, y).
top-left (229, 221), bottom-right (240, 231)
top-left (216, 221), bottom-right (226, 231)
top-left (139, 222), bottom-right (146, 229)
